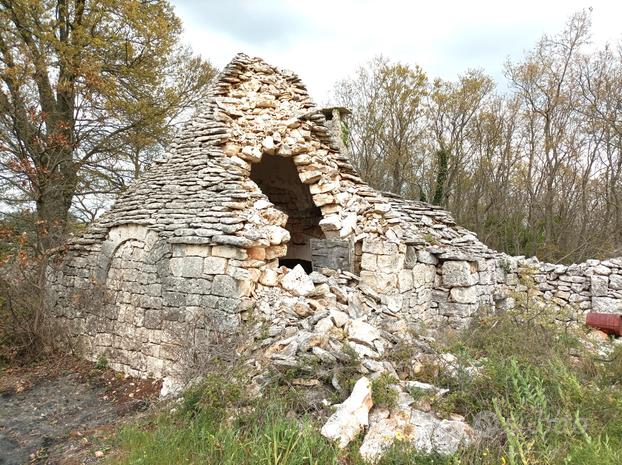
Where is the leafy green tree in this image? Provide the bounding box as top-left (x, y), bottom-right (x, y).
top-left (0, 0), bottom-right (216, 250)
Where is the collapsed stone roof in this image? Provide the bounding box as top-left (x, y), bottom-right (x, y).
top-left (66, 53), bottom-right (495, 262)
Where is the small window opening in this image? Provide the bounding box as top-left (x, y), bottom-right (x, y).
top-left (250, 155), bottom-right (324, 271)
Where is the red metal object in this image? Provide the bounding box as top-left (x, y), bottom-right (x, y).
top-left (586, 312), bottom-right (622, 336)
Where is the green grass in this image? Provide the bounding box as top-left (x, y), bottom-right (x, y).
top-left (108, 298), bottom-right (622, 465)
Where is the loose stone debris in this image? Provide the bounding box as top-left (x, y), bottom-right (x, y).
top-left (43, 53), bottom-right (622, 461)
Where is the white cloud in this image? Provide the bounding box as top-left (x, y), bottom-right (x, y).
top-left (172, 0), bottom-right (622, 102)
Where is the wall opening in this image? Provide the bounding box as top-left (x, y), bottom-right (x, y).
top-left (250, 155), bottom-right (324, 272)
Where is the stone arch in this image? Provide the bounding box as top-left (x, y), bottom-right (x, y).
top-left (91, 224), bottom-right (168, 377)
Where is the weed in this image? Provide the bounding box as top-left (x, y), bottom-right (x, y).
top-left (371, 372), bottom-right (399, 409)
top-left (95, 355), bottom-right (108, 370)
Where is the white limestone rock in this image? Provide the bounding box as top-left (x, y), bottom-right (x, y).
top-left (347, 319), bottom-right (381, 347)
top-left (259, 269), bottom-right (279, 286)
top-left (319, 214), bottom-right (341, 231)
top-left (592, 296), bottom-right (622, 312)
top-left (442, 261), bottom-right (478, 287)
top-left (610, 274), bottom-right (622, 290)
top-left (330, 310), bottom-right (350, 328)
top-left (340, 213), bottom-right (357, 238)
top-left (590, 275), bottom-right (609, 297)
top-left (321, 377), bottom-right (373, 448)
top-left (359, 407), bottom-right (475, 463)
top-left (281, 264), bottom-right (315, 296)
top-left (450, 286), bottom-right (479, 304)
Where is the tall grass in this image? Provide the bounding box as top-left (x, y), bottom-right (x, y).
top-left (108, 301), bottom-right (622, 465)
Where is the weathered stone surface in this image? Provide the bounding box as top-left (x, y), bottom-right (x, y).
top-left (450, 286), bottom-right (478, 304)
top-left (321, 377), bottom-right (373, 448)
top-left (347, 319), bottom-right (381, 347)
top-left (212, 275), bottom-right (239, 297)
top-left (203, 256), bottom-right (228, 275)
top-left (593, 296), bottom-right (622, 313)
top-left (609, 274), bottom-right (622, 290)
top-left (360, 407), bottom-right (474, 462)
top-left (169, 257), bottom-right (204, 278)
top-left (442, 261), bottom-right (478, 287)
top-left (591, 275), bottom-right (609, 297)
top-left (281, 265), bottom-right (315, 297)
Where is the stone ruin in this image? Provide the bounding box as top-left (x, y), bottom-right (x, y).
top-left (44, 53), bottom-right (622, 458)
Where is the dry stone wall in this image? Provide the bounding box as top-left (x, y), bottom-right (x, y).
top-left (45, 54), bottom-right (622, 385)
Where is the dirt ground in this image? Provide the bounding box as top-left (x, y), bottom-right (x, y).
top-left (0, 356), bottom-right (161, 465)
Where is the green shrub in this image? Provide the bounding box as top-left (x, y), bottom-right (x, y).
top-left (371, 372), bottom-right (399, 409)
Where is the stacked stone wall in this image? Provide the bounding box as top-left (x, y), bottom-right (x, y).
top-left (44, 54), bottom-right (622, 386)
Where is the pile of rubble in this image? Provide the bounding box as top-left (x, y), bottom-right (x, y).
top-left (245, 264), bottom-right (476, 462)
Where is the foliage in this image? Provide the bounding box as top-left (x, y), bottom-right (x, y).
top-left (0, 213), bottom-right (47, 365)
top-left (334, 9), bottom-right (622, 263)
top-left (424, 304), bottom-right (622, 465)
top-left (0, 0), bottom-right (216, 249)
top-left (371, 372), bottom-right (399, 409)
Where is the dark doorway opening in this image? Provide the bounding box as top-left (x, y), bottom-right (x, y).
top-left (249, 155), bottom-right (324, 271)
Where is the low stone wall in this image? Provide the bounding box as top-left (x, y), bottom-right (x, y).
top-left (46, 225), bottom-right (256, 379)
top-left (352, 236), bottom-right (622, 330)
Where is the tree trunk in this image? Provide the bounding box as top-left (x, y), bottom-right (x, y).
top-left (35, 154), bottom-right (78, 250)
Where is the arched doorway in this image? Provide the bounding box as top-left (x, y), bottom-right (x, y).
top-left (250, 155), bottom-right (325, 272)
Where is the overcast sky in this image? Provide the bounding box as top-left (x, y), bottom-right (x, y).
top-left (171, 1), bottom-right (621, 103)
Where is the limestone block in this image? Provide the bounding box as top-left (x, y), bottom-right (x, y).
top-left (340, 214), bottom-right (357, 238)
top-left (310, 180), bottom-right (338, 195)
top-left (218, 297), bottom-right (241, 313)
top-left (212, 274), bottom-right (239, 297)
top-left (313, 193), bottom-right (334, 206)
top-left (442, 261), bottom-right (478, 287)
top-left (412, 263), bottom-right (435, 287)
top-left (143, 310), bottom-right (162, 330)
top-left (240, 145), bottom-right (262, 162)
top-left (181, 245), bottom-right (212, 257)
top-left (319, 215), bottom-right (341, 231)
top-left (439, 302), bottom-right (475, 318)
top-left (360, 271), bottom-right (397, 292)
top-left (377, 254), bottom-right (405, 273)
top-left (609, 274), bottom-right (622, 290)
top-left (361, 253), bottom-right (377, 271)
top-left (593, 264), bottom-right (612, 276)
top-left (417, 250), bottom-right (438, 265)
top-left (347, 319), bottom-right (381, 347)
top-left (450, 286), bottom-right (478, 304)
top-left (299, 169), bottom-right (322, 184)
top-left (203, 256), bottom-right (228, 275)
top-left (360, 408), bottom-right (474, 462)
top-left (266, 225), bottom-right (290, 245)
top-left (404, 246), bottom-right (417, 268)
top-left (223, 142), bottom-right (240, 157)
top-left (212, 245), bottom-right (247, 260)
top-left (398, 270), bottom-right (414, 292)
top-left (162, 291), bottom-right (185, 308)
top-left (169, 256), bottom-right (204, 278)
top-left (362, 239), bottom-right (384, 255)
top-left (247, 247), bottom-right (266, 260)
top-left (259, 269), bottom-right (279, 286)
top-left (281, 265), bottom-right (315, 297)
top-left (315, 317), bottom-right (334, 334)
top-left (591, 275), bottom-right (609, 297)
top-left (330, 310), bottom-right (350, 328)
top-left (265, 245), bottom-right (287, 260)
top-left (261, 136), bottom-right (276, 155)
top-left (321, 377), bottom-right (373, 448)
top-left (592, 296), bottom-right (622, 312)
